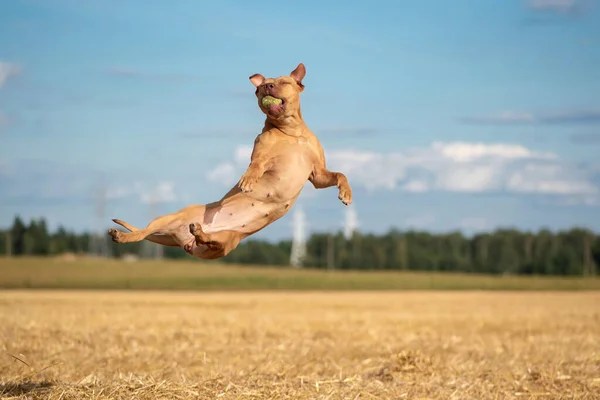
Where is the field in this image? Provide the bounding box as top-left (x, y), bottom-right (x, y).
top-left (1, 290), bottom-right (599, 399)
top-left (1, 257), bottom-right (600, 291)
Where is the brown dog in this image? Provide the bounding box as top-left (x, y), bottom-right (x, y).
top-left (108, 63), bottom-right (352, 260)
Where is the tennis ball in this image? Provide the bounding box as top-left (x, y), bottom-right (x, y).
top-left (261, 95), bottom-right (283, 108)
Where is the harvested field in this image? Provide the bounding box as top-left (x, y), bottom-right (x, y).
top-left (1, 290), bottom-right (599, 399)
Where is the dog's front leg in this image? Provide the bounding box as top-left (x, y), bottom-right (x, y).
top-left (310, 167), bottom-right (352, 206)
top-left (238, 156), bottom-right (269, 193)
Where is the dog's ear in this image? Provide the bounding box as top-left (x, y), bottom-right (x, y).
top-left (249, 73), bottom-right (265, 87)
top-left (290, 63), bottom-right (306, 88)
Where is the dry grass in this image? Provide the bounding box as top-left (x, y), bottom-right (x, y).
top-left (1, 290), bottom-right (599, 399)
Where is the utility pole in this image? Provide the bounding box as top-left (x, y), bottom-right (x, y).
top-left (344, 206), bottom-right (358, 241)
top-left (290, 207), bottom-right (307, 267)
top-left (338, 205), bottom-right (359, 271)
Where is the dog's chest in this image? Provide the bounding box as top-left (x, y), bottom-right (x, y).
top-left (276, 140), bottom-right (313, 172)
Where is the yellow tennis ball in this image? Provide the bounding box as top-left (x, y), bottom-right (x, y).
top-left (261, 95), bottom-right (283, 108)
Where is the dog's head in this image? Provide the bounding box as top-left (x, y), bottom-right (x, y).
top-left (249, 63), bottom-right (306, 121)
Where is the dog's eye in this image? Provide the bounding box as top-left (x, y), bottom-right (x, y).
top-left (280, 81), bottom-right (290, 85)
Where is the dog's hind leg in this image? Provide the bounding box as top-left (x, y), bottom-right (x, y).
top-left (111, 219), bottom-right (179, 247)
top-left (108, 210), bottom-right (188, 244)
top-left (188, 223), bottom-right (243, 258)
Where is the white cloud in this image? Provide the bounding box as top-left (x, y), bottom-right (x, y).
top-left (0, 62), bottom-right (20, 88)
top-left (104, 65), bottom-right (194, 82)
top-left (138, 181), bottom-right (177, 204)
top-left (330, 142), bottom-right (595, 197)
top-left (235, 146), bottom-right (252, 164)
top-left (206, 162), bottom-right (238, 186)
top-left (403, 180), bottom-right (429, 193)
top-left (461, 109), bottom-right (600, 125)
top-left (527, 0), bottom-right (582, 14)
top-left (506, 163), bottom-right (597, 194)
top-left (107, 181), bottom-right (178, 204)
top-left (433, 142), bottom-right (545, 162)
top-left (459, 217), bottom-right (489, 231)
top-left (204, 146), bottom-right (253, 187)
top-left (206, 141), bottom-right (599, 202)
top-left (320, 150), bottom-right (406, 190)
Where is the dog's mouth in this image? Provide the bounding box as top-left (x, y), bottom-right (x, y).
top-left (261, 95), bottom-right (285, 116)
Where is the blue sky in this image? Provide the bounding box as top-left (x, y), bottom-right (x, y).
top-left (1, 0), bottom-right (600, 241)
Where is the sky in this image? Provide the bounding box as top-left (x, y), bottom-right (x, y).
top-left (1, 0), bottom-right (600, 241)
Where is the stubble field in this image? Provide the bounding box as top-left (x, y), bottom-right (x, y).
top-left (1, 290), bottom-right (599, 399)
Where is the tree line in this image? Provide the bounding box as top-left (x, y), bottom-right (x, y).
top-left (1, 216), bottom-right (598, 276)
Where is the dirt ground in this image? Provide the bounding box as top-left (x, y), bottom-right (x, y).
top-left (0, 290), bottom-right (599, 399)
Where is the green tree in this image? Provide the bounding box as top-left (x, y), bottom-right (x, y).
top-left (11, 216), bottom-right (27, 256)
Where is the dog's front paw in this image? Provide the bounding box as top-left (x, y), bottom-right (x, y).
top-left (338, 186), bottom-right (352, 206)
top-left (238, 172), bottom-right (260, 193)
top-left (107, 228), bottom-right (124, 243)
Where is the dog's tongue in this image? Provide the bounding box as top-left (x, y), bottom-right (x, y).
top-left (269, 104), bottom-right (283, 114)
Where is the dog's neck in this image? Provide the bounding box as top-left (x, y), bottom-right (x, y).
top-left (264, 108), bottom-right (306, 137)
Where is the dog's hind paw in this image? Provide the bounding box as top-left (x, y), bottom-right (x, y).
top-left (107, 228), bottom-right (123, 243)
top-left (189, 223), bottom-right (210, 245)
top-left (189, 223), bottom-right (200, 236)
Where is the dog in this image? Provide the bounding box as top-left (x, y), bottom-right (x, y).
top-left (108, 63), bottom-right (352, 260)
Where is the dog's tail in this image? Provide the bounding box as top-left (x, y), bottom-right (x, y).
top-left (112, 218), bottom-right (138, 232)
top-left (111, 218), bottom-right (180, 247)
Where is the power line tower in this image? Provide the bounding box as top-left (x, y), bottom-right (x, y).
top-left (290, 206), bottom-right (307, 268)
top-left (344, 205), bottom-right (358, 240)
top-left (89, 184), bottom-right (111, 258)
top-left (326, 205), bottom-right (359, 270)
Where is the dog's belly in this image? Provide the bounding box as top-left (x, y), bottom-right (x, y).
top-left (202, 195), bottom-right (298, 235)
top-left (201, 145), bottom-right (312, 235)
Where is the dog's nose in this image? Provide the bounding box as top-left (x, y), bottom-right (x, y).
top-left (267, 83), bottom-right (275, 90)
